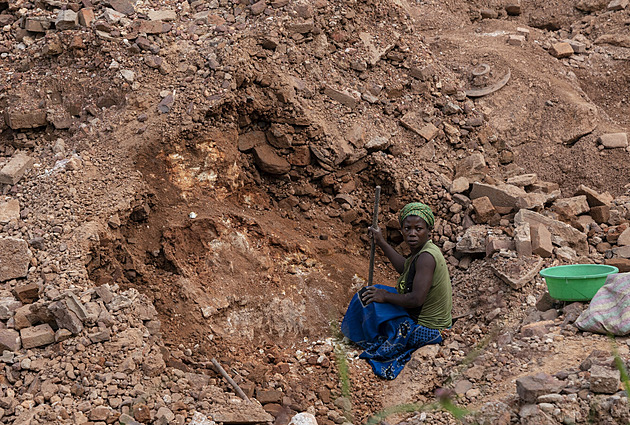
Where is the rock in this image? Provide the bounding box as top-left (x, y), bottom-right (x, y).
top-left (608, 0), bottom-right (629, 9)
top-left (480, 8), bottom-right (499, 18)
top-left (251, 0), bottom-right (267, 15)
top-left (508, 35), bottom-right (525, 46)
top-left (516, 373), bottom-right (564, 403)
top-left (156, 407), bottom-right (175, 422)
top-left (472, 196), bottom-right (496, 224)
top-left (20, 324), bottom-right (55, 349)
top-left (563, 302), bottom-right (584, 323)
top-left (515, 209), bottom-right (588, 255)
top-left (454, 379), bottom-right (473, 395)
top-left (289, 412), bottom-right (318, 425)
top-left (450, 177), bottom-right (469, 194)
top-left (25, 17), bottom-right (51, 32)
top-left (536, 292), bottom-right (555, 312)
top-left (4, 109), bottom-right (47, 130)
top-left (531, 223), bottom-right (553, 258)
top-left (0, 154), bottom-right (34, 185)
top-left (550, 42), bottom-right (573, 58)
top-left (323, 86), bottom-right (357, 108)
top-left (188, 412), bottom-right (215, 425)
top-left (148, 9), bottom-right (177, 21)
top-left (575, 184), bottom-right (613, 207)
top-left (78, 8), bottom-right (95, 26)
top-left (491, 256), bottom-right (543, 289)
top-left (104, 8), bottom-right (125, 23)
top-left (55, 10), bottom-right (77, 30)
top-left (256, 389), bottom-right (283, 404)
top-left (66, 293), bottom-right (88, 321)
top-left (13, 283), bottom-right (39, 304)
top-left (612, 245), bottom-right (630, 259)
top-left (133, 404), bottom-right (151, 423)
top-left (590, 365), bottom-right (620, 394)
top-left (0, 199), bottom-right (19, 224)
top-left (616, 228), bottom-right (630, 246)
top-left (553, 196), bottom-right (590, 217)
top-left (48, 300), bottom-right (84, 335)
top-left (0, 329), bottom-right (21, 351)
top-left (0, 238), bottom-right (31, 281)
top-left (107, 0), bottom-right (135, 15)
top-left (456, 225), bottom-right (488, 254)
top-left (139, 20), bottom-right (172, 34)
top-left (470, 182), bottom-right (526, 211)
top-left (365, 136), bottom-right (390, 151)
top-left (521, 320), bottom-right (554, 337)
top-left (605, 258), bottom-right (630, 272)
top-left (253, 145), bottom-right (291, 175)
top-left (400, 112), bottom-right (439, 141)
top-left (505, 0), bottom-right (521, 15)
top-left (455, 153), bottom-right (487, 179)
top-left (590, 205), bottom-right (610, 224)
top-left (89, 406), bottom-right (111, 421)
top-left (507, 174), bottom-right (537, 186)
top-left (121, 70), bottom-right (135, 82)
top-left (599, 133), bottom-right (628, 148)
top-left (486, 236), bottom-right (514, 257)
top-left (514, 223), bottom-right (532, 256)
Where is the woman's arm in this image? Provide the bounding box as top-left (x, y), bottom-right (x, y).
top-left (369, 225), bottom-right (405, 274)
top-left (362, 252), bottom-right (435, 308)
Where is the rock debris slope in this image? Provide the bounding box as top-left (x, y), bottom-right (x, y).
top-left (1, 0), bottom-right (630, 423)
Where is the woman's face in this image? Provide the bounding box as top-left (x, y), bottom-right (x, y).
top-left (401, 215), bottom-right (430, 251)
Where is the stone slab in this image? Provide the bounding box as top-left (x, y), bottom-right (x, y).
top-left (0, 154), bottom-right (34, 185)
top-left (4, 109), bottom-right (47, 130)
top-left (323, 86), bottom-right (357, 108)
top-left (253, 145), bottom-right (291, 175)
top-left (550, 42), bottom-right (574, 58)
top-left (20, 323), bottom-right (55, 349)
top-left (0, 329), bottom-right (21, 351)
top-left (0, 199), bottom-right (20, 224)
top-left (470, 182), bottom-right (526, 210)
top-left (590, 365), bottom-right (620, 394)
top-left (0, 237), bottom-right (31, 282)
top-left (515, 209), bottom-right (588, 255)
top-left (599, 133), bottom-right (628, 148)
top-left (516, 373), bottom-right (564, 403)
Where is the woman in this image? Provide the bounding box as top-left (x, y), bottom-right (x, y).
top-left (341, 202), bottom-right (452, 379)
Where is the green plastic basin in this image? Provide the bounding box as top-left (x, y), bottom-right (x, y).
top-left (539, 264), bottom-right (619, 301)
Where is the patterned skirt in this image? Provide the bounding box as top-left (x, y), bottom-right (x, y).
top-left (341, 284), bottom-right (442, 380)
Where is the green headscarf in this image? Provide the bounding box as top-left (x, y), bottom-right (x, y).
top-left (399, 202), bottom-right (435, 228)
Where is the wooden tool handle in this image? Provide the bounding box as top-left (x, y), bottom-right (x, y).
top-left (367, 186), bottom-right (381, 287)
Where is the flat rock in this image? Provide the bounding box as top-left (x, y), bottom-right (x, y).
top-left (107, 0), bottom-right (135, 15)
top-left (507, 173), bottom-right (537, 186)
top-left (4, 109), bottom-right (47, 130)
top-left (0, 154), bottom-right (34, 185)
top-left (0, 329), bottom-right (21, 351)
top-left (491, 256), bottom-right (544, 289)
top-left (515, 209), bottom-right (588, 255)
top-left (0, 238), bottom-right (31, 282)
top-left (550, 42), bottom-right (574, 58)
top-left (323, 86), bottom-right (357, 108)
top-left (590, 365), bottom-right (620, 394)
top-left (450, 177), bottom-right (469, 194)
top-left (599, 133), bottom-right (628, 148)
top-left (575, 184), bottom-right (613, 207)
top-left (253, 145), bottom-right (291, 175)
top-left (553, 195), bottom-right (589, 217)
top-left (470, 182), bottom-right (526, 210)
top-left (0, 199), bottom-right (19, 224)
top-left (456, 225), bottom-right (488, 254)
top-left (20, 323), bottom-right (55, 349)
top-left (55, 9), bottom-right (77, 30)
top-left (148, 9), bottom-right (176, 21)
top-left (516, 373), bottom-right (564, 403)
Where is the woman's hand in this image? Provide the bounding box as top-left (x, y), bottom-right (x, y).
top-left (368, 225), bottom-right (386, 247)
top-left (361, 286), bottom-right (389, 305)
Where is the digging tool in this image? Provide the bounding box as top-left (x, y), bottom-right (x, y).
top-left (211, 358), bottom-right (250, 402)
top-left (367, 186), bottom-right (381, 287)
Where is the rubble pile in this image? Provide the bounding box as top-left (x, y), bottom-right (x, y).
top-left (1, 0), bottom-right (630, 422)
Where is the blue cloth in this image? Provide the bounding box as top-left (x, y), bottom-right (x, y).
top-left (341, 284), bottom-right (442, 379)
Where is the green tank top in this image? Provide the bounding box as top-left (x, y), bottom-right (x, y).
top-left (396, 240), bottom-right (452, 330)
